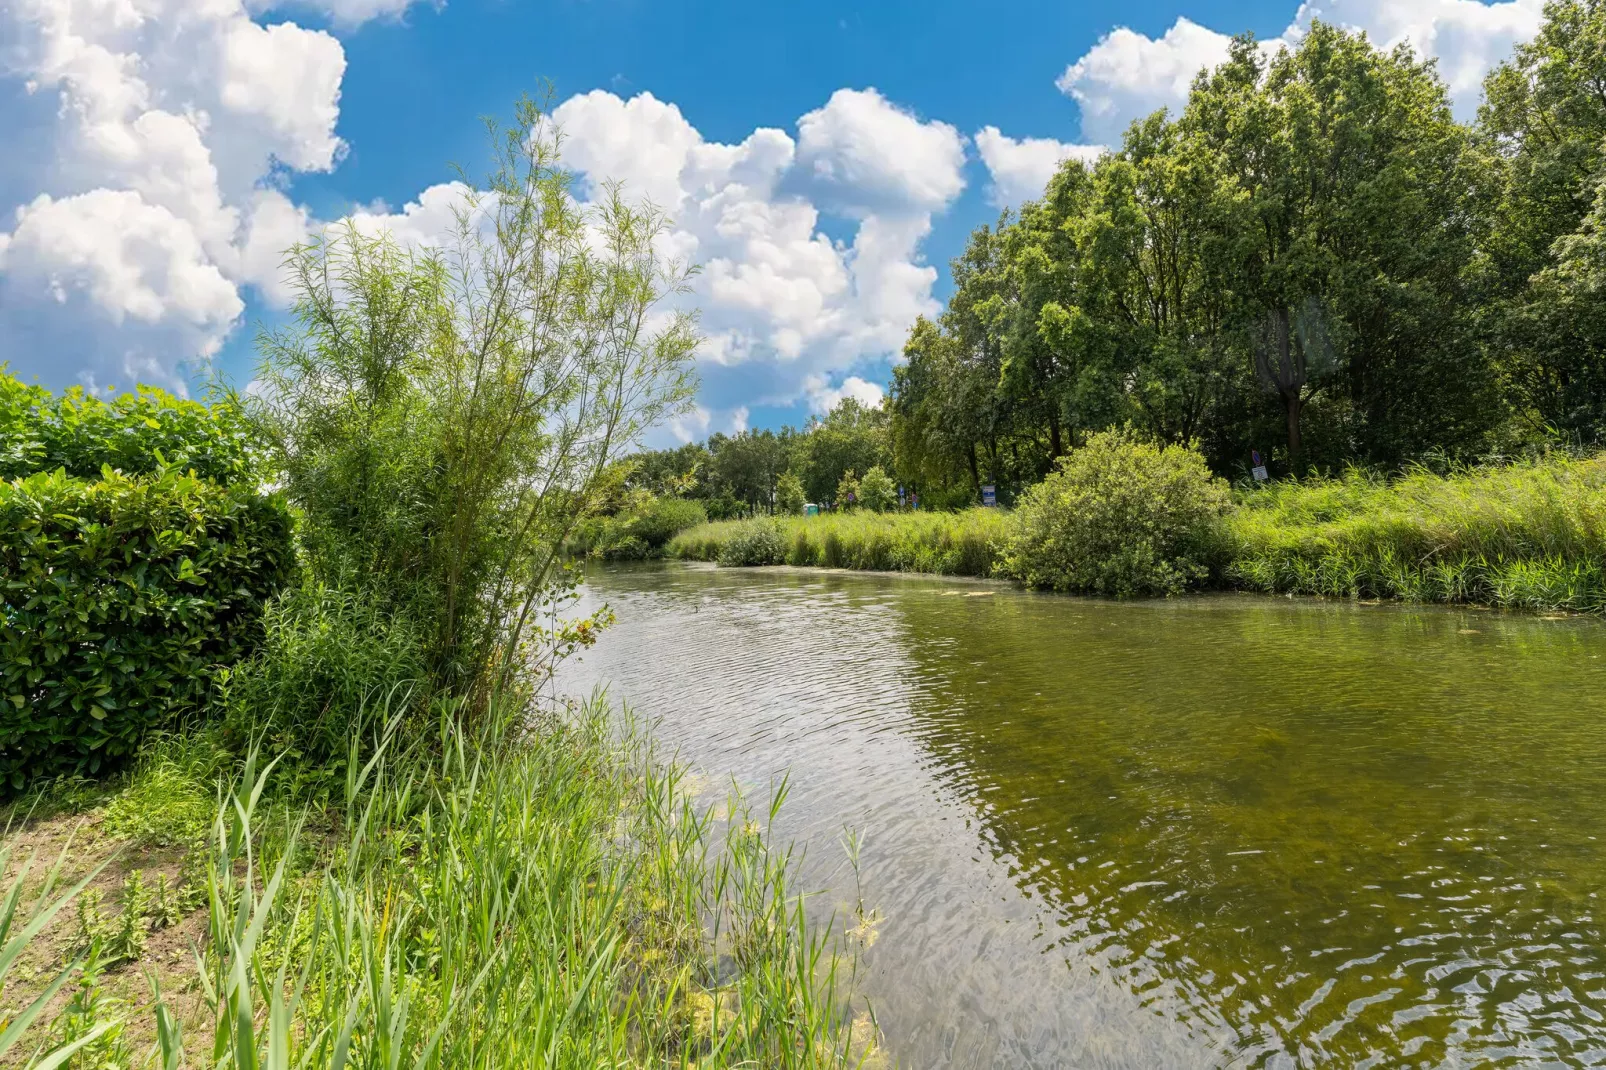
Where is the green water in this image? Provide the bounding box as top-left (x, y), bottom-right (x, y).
top-left (562, 563), bottom-right (1606, 1068)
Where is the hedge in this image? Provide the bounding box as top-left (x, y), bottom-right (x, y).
top-left (0, 371), bottom-right (255, 484)
top-left (0, 467), bottom-right (293, 785)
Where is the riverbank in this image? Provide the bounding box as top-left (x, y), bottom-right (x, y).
top-left (666, 452), bottom-right (1606, 613)
top-left (1, 697), bottom-right (877, 1066)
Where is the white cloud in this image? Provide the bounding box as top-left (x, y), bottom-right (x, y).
top-left (793, 88), bottom-right (967, 216)
top-left (1058, 0), bottom-right (1545, 143)
top-left (549, 89), bottom-right (962, 416)
top-left (0, 0), bottom-right (350, 390)
top-left (805, 374), bottom-right (884, 414)
top-left (975, 126), bottom-right (1104, 208)
top-left (246, 0), bottom-right (434, 29)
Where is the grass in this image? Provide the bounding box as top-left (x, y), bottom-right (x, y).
top-left (0, 695), bottom-right (881, 1069)
top-left (667, 509), bottom-right (1010, 578)
top-left (1225, 453), bottom-right (1606, 612)
top-left (665, 454), bottom-right (1606, 614)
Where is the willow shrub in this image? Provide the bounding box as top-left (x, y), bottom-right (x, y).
top-left (0, 468), bottom-right (292, 785)
top-left (1002, 430), bottom-right (1231, 596)
top-left (1226, 453), bottom-right (1606, 611)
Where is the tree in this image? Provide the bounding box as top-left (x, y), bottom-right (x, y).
top-left (775, 471), bottom-right (806, 514)
top-left (1478, 0), bottom-right (1606, 441)
top-left (835, 469), bottom-right (860, 511)
top-left (251, 97), bottom-right (697, 696)
top-left (1186, 25), bottom-right (1495, 468)
top-left (795, 398), bottom-right (890, 505)
top-left (858, 465), bottom-right (897, 512)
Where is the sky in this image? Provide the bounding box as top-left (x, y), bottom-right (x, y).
top-left (0, 0), bottom-right (1549, 443)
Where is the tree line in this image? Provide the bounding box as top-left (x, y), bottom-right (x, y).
top-left (636, 4), bottom-right (1606, 511)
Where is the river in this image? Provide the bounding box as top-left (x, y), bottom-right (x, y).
top-left (557, 562), bottom-right (1606, 1069)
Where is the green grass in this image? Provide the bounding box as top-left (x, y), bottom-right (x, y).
top-left (668, 509), bottom-right (1010, 578)
top-left (1225, 453), bottom-right (1606, 611)
top-left (667, 455), bottom-right (1606, 614)
top-left (2, 696), bottom-right (879, 1068)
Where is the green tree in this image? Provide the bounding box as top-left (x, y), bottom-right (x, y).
top-left (775, 471), bottom-right (806, 514)
top-left (1479, 0), bottom-right (1606, 441)
top-left (857, 465), bottom-right (897, 512)
top-left (251, 97), bottom-right (698, 696)
top-left (835, 468), bottom-right (860, 511)
top-left (795, 398), bottom-right (890, 506)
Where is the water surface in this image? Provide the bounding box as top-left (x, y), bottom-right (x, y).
top-left (558, 563), bottom-right (1606, 1068)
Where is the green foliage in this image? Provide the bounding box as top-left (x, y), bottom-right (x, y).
top-left (835, 469), bottom-right (860, 511)
top-left (627, 495), bottom-right (709, 551)
top-left (1003, 431), bottom-right (1231, 596)
top-left (670, 509), bottom-right (1009, 577)
top-left (249, 97), bottom-right (696, 699)
top-left (0, 467), bottom-right (292, 786)
top-left (0, 370), bottom-right (257, 484)
top-left (1227, 453), bottom-right (1606, 610)
top-left (216, 586), bottom-right (429, 776)
top-left (716, 520), bottom-right (788, 567)
top-left (858, 466), bottom-right (897, 512)
top-left (775, 471), bottom-right (806, 515)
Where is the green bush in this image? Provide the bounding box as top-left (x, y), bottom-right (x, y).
top-left (627, 496), bottom-right (707, 551)
top-left (0, 371), bottom-right (255, 484)
top-left (217, 586), bottom-right (429, 775)
top-left (776, 472), bottom-right (806, 515)
top-left (1003, 430), bottom-right (1230, 596)
top-left (858, 466), bottom-right (897, 512)
top-left (716, 520), bottom-right (787, 567)
top-left (0, 468), bottom-right (293, 785)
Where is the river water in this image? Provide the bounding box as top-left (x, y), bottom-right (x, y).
top-left (557, 562), bottom-right (1606, 1069)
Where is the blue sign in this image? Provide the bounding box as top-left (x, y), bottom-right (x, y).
top-left (982, 484), bottom-right (997, 507)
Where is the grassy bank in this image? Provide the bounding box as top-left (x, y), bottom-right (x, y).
top-left (1225, 454), bottom-right (1606, 612)
top-left (665, 453), bottom-right (1606, 613)
top-left (0, 697), bottom-right (877, 1067)
top-left (667, 508), bottom-right (1009, 577)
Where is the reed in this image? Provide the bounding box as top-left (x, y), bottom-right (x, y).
top-left (3, 694), bottom-right (873, 1068)
top-left (668, 509), bottom-right (1010, 578)
top-left (1225, 453), bottom-right (1606, 611)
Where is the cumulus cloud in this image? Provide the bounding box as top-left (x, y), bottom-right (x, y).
top-left (246, 0), bottom-right (435, 29)
top-left (805, 374), bottom-right (884, 414)
top-left (0, 0), bottom-right (343, 390)
top-left (1058, 0), bottom-right (1545, 144)
top-left (974, 126), bottom-right (1104, 208)
top-left (545, 89), bottom-right (963, 417)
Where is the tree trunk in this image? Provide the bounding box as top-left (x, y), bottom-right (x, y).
top-left (1048, 409), bottom-right (1064, 460)
top-left (1283, 388), bottom-right (1302, 473)
top-left (966, 442), bottom-right (982, 498)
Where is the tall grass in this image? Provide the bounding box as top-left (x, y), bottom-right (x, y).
top-left (6, 694), bottom-right (871, 1068)
top-left (1225, 453), bottom-right (1606, 611)
top-left (668, 509), bottom-right (1009, 578)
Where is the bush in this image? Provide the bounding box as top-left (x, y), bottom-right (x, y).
top-left (858, 466), bottom-right (897, 512)
top-left (1002, 430), bottom-right (1230, 596)
top-left (0, 371), bottom-right (256, 484)
top-left (627, 496), bottom-right (707, 551)
top-left (217, 586), bottom-right (429, 775)
top-left (716, 520), bottom-right (787, 567)
top-left (0, 468), bottom-right (293, 785)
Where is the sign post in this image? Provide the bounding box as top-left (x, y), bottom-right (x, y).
top-left (1251, 450), bottom-right (1269, 483)
top-left (982, 484), bottom-right (997, 508)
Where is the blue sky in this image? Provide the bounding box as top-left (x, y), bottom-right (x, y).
top-left (0, 0), bottom-right (1544, 441)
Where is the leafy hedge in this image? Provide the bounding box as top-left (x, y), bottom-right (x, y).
top-left (0, 372), bottom-right (255, 484)
top-left (0, 467), bottom-right (293, 786)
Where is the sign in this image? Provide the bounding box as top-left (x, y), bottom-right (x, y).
top-left (898, 484), bottom-right (906, 508)
top-left (1251, 450), bottom-right (1269, 483)
top-left (982, 484), bottom-right (997, 507)
top-left (804, 503), bottom-right (819, 516)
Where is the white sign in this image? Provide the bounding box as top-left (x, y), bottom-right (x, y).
top-left (1252, 465), bottom-right (1269, 482)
